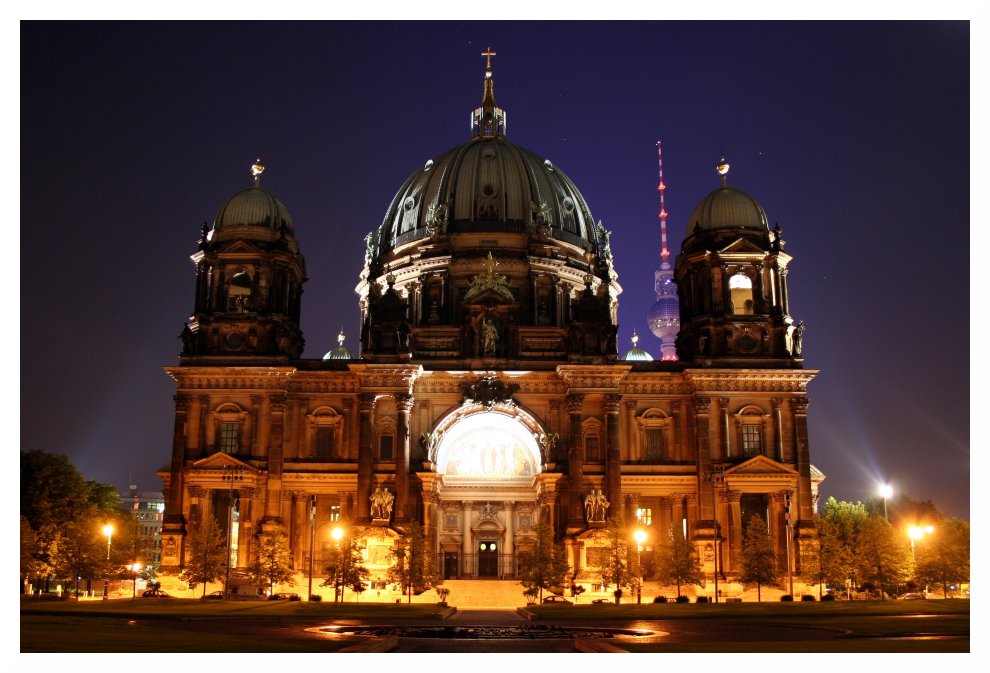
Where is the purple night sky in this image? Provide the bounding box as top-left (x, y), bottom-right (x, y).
top-left (20, 21), bottom-right (970, 519)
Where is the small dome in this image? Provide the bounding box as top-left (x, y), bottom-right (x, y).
top-left (212, 185), bottom-right (295, 243)
top-left (621, 332), bottom-right (654, 361)
top-left (686, 186), bottom-right (769, 234)
top-left (323, 330), bottom-right (354, 360)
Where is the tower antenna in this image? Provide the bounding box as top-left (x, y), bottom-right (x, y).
top-left (647, 140), bottom-right (680, 361)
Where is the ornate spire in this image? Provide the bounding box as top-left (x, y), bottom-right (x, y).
top-left (251, 155), bottom-right (265, 187)
top-left (471, 47), bottom-right (506, 139)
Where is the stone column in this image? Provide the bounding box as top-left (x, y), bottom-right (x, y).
top-left (770, 491), bottom-right (788, 563)
top-left (250, 395), bottom-right (263, 456)
top-left (727, 490), bottom-right (742, 573)
top-left (423, 491), bottom-right (439, 576)
top-left (685, 492), bottom-right (698, 540)
top-left (548, 399), bottom-right (561, 460)
top-left (394, 393), bottom-right (413, 522)
top-left (567, 394), bottom-right (585, 524)
top-left (238, 487), bottom-right (256, 569)
top-left (718, 397), bottom-right (730, 460)
top-left (670, 401), bottom-right (682, 461)
top-left (625, 399), bottom-right (638, 461)
top-left (627, 492), bottom-right (641, 525)
top-left (772, 398), bottom-right (784, 462)
top-left (692, 397), bottom-right (715, 519)
top-left (792, 396), bottom-right (815, 522)
top-left (461, 501), bottom-right (473, 578)
top-left (356, 394), bottom-right (376, 520)
top-left (658, 496), bottom-right (672, 538)
top-left (604, 395), bottom-right (622, 513)
top-left (165, 395), bottom-right (190, 530)
top-left (341, 398), bottom-right (354, 461)
top-left (503, 501), bottom-right (515, 578)
top-left (671, 494), bottom-right (686, 538)
top-left (292, 492), bottom-right (308, 570)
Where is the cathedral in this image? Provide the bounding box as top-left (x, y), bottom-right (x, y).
top-left (158, 54), bottom-right (823, 602)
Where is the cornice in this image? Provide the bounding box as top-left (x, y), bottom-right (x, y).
top-left (347, 363), bottom-right (424, 393)
top-left (684, 369), bottom-right (818, 393)
top-left (164, 366), bottom-right (296, 390)
top-left (556, 364), bottom-right (631, 391)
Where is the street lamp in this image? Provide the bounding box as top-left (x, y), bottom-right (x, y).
top-left (127, 562), bottom-right (142, 599)
top-left (634, 529), bottom-right (647, 604)
top-left (102, 524), bottom-right (113, 600)
top-left (908, 525), bottom-right (934, 563)
top-left (878, 483), bottom-right (893, 521)
top-left (331, 526), bottom-right (344, 603)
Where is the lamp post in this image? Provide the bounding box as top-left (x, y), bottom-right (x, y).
top-left (221, 464), bottom-right (244, 599)
top-left (908, 525), bottom-right (934, 563)
top-left (878, 483), bottom-right (893, 521)
top-left (331, 526), bottom-right (344, 603)
top-left (705, 466), bottom-right (725, 603)
top-left (102, 524), bottom-right (113, 600)
top-left (307, 495), bottom-right (317, 601)
top-left (127, 562), bottom-right (142, 599)
top-left (634, 529), bottom-right (647, 604)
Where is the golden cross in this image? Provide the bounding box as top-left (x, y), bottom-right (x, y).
top-left (481, 47), bottom-right (496, 69)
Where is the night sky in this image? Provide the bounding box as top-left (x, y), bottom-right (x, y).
top-left (20, 21), bottom-right (971, 519)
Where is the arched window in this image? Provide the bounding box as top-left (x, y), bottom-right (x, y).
top-left (729, 273), bottom-right (754, 315)
top-left (377, 419), bottom-right (396, 461)
top-left (581, 418), bottom-right (603, 462)
top-left (734, 406), bottom-right (768, 458)
top-left (306, 406), bottom-right (343, 461)
top-left (211, 403), bottom-right (247, 455)
top-left (636, 409), bottom-right (674, 463)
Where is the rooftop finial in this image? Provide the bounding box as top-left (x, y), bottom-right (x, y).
top-left (337, 328), bottom-right (346, 346)
top-left (472, 47), bottom-right (506, 139)
top-left (251, 155), bottom-right (265, 187)
top-left (716, 155), bottom-right (730, 187)
top-left (631, 331), bottom-right (639, 346)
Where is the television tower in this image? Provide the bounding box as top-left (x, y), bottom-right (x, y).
top-left (647, 141), bottom-right (680, 360)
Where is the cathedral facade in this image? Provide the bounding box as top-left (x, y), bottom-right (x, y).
top-left (158, 59), bottom-right (822, 600)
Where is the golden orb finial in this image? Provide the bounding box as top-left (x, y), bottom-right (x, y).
top-left (631, 331), bottom-right (639, 346)
top-left (251, 156), bottom-right (265, 186)
top-left (716, 156), bottom-right (730, 187)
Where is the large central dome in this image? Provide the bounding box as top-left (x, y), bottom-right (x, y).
top-left (356, 56), bottom-right (619, 366)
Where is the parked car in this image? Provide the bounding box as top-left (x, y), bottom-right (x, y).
top-left (542, 595), bottom-right (572, 604)
top-left (142, 589), bottom-right (171, 598)
top-left (898, 592), bottom-right (928, 600)
top-left (590, 598), bottom-right (612, 604)
top-left (205, 590), bottom-right (225, 599)
top-left (268, 592), bottom-right (301, 601)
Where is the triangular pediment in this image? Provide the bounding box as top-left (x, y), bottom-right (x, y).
top-left (719, 238), bottom-right (766, 255)
top-left (190, 452), bottom-right (256, 472)
top-left (220, 240), bottom-right (264, 254)
top-left (464, 287), bottom-right (516, 305)
top-left (724, 455), bottom-right (798, 476)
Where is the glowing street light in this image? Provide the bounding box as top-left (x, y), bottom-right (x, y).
top-left (908, 525), bottom-right (934, 563)
top-left (634, 529), bottom-right (647, 604)
top-left (878, 483), bottom-right (893, 521)
top-left (127, 562), bottom-right (142, 599)
top-left (102, 524), bottom-right (114, 600)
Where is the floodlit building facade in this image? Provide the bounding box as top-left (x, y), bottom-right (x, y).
top-left (158, 59), bottom-right (822, 601)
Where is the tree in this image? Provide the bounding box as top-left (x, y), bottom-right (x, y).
top-left (515, 519), bottom-right (569, 603)
top-left (914, 517), bottom-right (969, 598)
top-left (180, 517), bottom-right (227, 597)
top-left (651, 525), bottom-right (702, 597)
top-left (386, 522), bottom-right (441, 603)
top-left (740, 515), bottom-right (778, 601)
top-left (800, 515), bottom-right (854, 598)
top-left (250, 528), bottom-right (294, 595)
top-left (322, 537), bottom-right (369, 602)
top-left (854, 515), bottom-right (911, 598)
top-left (53, 509), bottom-right (108, 597)
top-left (597, 517), bottom-right (634, 603)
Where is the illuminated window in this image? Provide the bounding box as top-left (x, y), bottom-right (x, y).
top-left (585, 435), bottom-right (600, 461)
top-left (729, 273), bottom-right (755, 315)
top-left (219, 422), bottom-right (239, 454)
top-left (636, 508), bottom-right (653, 525)
top-left (315, 426), bottom-right (335, 460)
top-left (329, 505), bottom-right (341, 522)
top-left (742, 425), bottom-right (763, 456)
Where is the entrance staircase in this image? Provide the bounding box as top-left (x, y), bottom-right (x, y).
top-left (440, 580), bottom-right (530, 608)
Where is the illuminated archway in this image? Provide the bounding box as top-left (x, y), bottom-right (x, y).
top-left (434, 406), bottom-right (543, 479)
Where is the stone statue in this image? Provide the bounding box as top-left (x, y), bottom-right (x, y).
top-left (370, 487), bottom-right (394, 520)
top-left (792, 321), bottom-right (805, 356)
top-left (584, 492), bottom-right (596, 522)
top-left (584, 489), bottom-right (610, 522)
top-left (482, 318), bottom-right (498, 356)
top-left (464, 252), bottom-right (514, 302)
top-left (363, 232), bottom-right (375, 267)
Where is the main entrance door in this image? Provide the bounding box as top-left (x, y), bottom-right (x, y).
top-left (444, 552), bottom-right (459, 579)
top-left (478, 541), bottom-right (498, 577)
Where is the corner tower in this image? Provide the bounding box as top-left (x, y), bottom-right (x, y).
top-left (674, 158), bottom-right (802, 366)
top-left (180, 160), bottom-right (306, 362)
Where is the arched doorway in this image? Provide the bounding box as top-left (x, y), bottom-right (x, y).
top-left (429, 404), bottom-right (548, 579)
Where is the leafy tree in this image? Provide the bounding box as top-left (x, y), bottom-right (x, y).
top-left (250, 528), bottom-right (294, 595)
top-left (853, 515), bottom-right (911, 598)
top-left (322, 537), bottom-right (369, 602)
top-left (740, 515), bottom-right (778, 601)
top-left (515, 519), bottom-right (569, 603)
top-left (597, 517), bottom-right (634, 603)
top-left (914, 516), bottom-right (969, 598)
top-left (800, 515), bottom-right (853, 598)
top-left (180, 517), bottom-right (227, 597)
top-left (21, 517), bottom-right (40, 591)
top-left (651, 525), bottom-right (702, 597)
top-left (386, 522), bottom-right (441, 603)
top-left (53, 509), bottom-right (108, 597)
